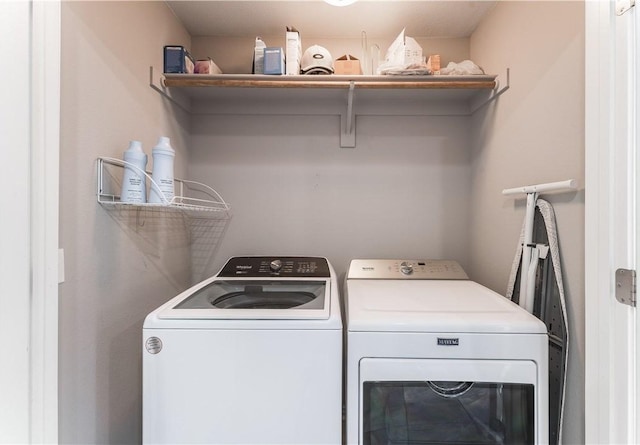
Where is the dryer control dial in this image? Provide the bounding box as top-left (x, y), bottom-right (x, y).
top-left (269, 259), bottom-right (283, 272)
top-left (400, 261), bottom-right (414, 275)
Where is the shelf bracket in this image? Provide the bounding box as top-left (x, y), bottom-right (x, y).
top-left (149, 66), bottom-right (191, 113)
top-left (340, 81), bottom-right (356, 148)
top-left (470, 67), bottom-right (510, 114)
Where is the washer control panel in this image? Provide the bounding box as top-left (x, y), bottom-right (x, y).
top-left (218, 256), bottom-right (331, 277)
top-left (347, 259), bottom-right (468, 280)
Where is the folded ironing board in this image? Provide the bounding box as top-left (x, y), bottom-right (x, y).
top-left (506, 198), bottom-right (569, 445)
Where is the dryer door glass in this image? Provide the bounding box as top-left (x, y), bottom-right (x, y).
top-left (362, 381), bottom-right (534, 445)
top-left (358, 358), bottom-right (540, 445)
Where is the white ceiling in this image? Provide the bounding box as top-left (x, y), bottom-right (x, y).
top-left (166, 1), bottom-right (497, 39)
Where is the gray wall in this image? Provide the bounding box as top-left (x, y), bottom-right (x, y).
top-left (188, 32), bottom-right (478, 280)
top-left (188, 113), bottom-right (473, 278)
top-left (59, 2), bottom-right (191, 443)
top-left (59, 1), bottom-right (585, 444)
top-left (469, 2), bottom-right (585, 444)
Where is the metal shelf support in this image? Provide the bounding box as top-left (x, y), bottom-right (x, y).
top-left (149, 66), bottom-right (191, 113)
top-left (341, 82), bottom-right (356, 148)
top-left (470, 68), bottom-right (510, 114)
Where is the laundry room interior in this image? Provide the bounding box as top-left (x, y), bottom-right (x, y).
top-left (58, 1), bottom-right (585, 444)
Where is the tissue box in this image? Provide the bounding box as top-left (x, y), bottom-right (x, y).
top-left (163, 45), bottom-right (195, 74)
top-left (195, 58), bottom-right (222, 75)
top-left (264, 47), bottom-right (285, 75)
top-left (334, 55), bottom-right (362, 75)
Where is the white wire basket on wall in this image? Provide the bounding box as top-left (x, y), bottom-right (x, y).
top-left (96, 156), bottom-right (231, 283)
top-left (96, 156), bottom-right (230, 216)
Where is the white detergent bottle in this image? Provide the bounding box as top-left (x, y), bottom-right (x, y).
top-left (120, 140), bottom-right (148, 203)
top-left (149, 136), bottom-right (175, 204)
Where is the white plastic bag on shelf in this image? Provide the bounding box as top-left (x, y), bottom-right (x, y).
top-left (377, 29), bottom-right (430, 75)
top-left (440, 60), bottom-right (485, 75)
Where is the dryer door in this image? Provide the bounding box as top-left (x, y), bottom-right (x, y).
top-left (359, 358), bottom-right (543, 445)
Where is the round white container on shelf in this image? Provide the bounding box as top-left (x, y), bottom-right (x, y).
top-left (120, 140), bottom-right (148, 203)
top-left (149, 136), bottom-right (175, 204)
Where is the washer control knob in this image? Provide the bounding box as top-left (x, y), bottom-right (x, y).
top-left (400, 261), bottom-right (414, 275)
top-left (270, 259), bottom-right (283, 272)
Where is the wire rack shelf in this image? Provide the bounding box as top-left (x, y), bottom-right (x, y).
top-left (96, 157), bottom-right (231, 217)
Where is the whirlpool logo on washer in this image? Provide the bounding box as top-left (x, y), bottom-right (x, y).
top-left (145, 337), bottom-right (163, 354)
top-left (437, 337), bottom-right (459, 346)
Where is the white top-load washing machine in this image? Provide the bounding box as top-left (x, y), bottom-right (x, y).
top-left (143, 256), bottom-right (343, 445)
top-left (345, 259), bottom-right (549, 445)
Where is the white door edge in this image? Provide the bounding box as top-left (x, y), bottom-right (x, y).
top-left (0, 2), bottom-right (32, 441)
top-left (585, 1), bottom-right (637, 443)
top-left (30, 1), bottom-right (60, 442)
top-left (634, 0), bottom-right (640, 436)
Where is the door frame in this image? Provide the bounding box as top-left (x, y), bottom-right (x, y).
top-left (30, 1), bottom-right (61, 441)
top-left (0, 1), bottom-right (630, 443)
top-left (0, 1), bottom-right (60, 442)
top-left (585, 1), bottom-right (637, 443)
top-left (0, 2), bottom-right (34, 440)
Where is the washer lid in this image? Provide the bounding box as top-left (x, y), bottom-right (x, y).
top-left (346, 280), bottom-right (547, 334)
top-left (158, 278), bottom-right (331, 320)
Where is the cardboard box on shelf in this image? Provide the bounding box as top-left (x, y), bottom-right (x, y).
top-left (264, 47), bottom-right (285, 75)
top-left (285, 26), bottom-right (301, 75)
top-left (334, 55), bottom-right (362, 75)
top-left (427, 55), bottom-right (441, 74)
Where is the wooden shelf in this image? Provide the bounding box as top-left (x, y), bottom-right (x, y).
top-left (162, 73), bottom-right (498, 90)
top-left (151, 68), bottom-right (508, 147)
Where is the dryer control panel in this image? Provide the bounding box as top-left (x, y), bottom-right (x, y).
top-left (347, 259), bottom-right (468, 280)
top-left (218, 256), bottom-right (331, 277)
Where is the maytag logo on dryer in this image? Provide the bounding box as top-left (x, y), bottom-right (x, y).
top-left (437, 337), bottom-right (459, 346)
top-left (361, 267), bottom-right (375, 271)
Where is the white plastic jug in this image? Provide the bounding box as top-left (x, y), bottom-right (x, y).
top-left (120, 140), bottom-right (147, 203)
top-left (149, 136), bottom-right (175, 204)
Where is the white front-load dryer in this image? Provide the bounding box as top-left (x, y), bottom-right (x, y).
top-left (143, 256), bottom-right (343, 445)
top-left (344, 259), bottom-right (549, 445)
